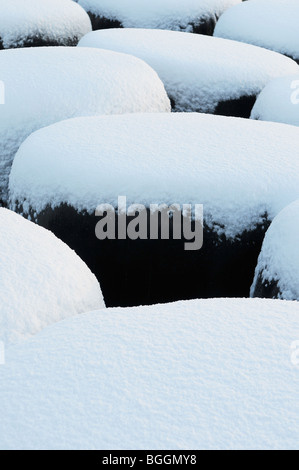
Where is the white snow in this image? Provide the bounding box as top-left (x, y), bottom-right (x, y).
top-left (0, 0), bottom-right (92, 48)
top-left (251, 200), bottom-right (299, 301)
top-left (78, 28), bottom-right (299, 113)
top-left (251, 75), bottom-right (299, 127)
top-left (78, 0), bottom-right (241, 31)
top-left (9, 113), bottom-right (299, 239)
top-left (0, 298), bottom-right (299, 450)
top-left (0, 209), bottom-right (105, 346)
top-left (214, 0), bottom-right (299, 61)
top-left (0, 46), bottom-right (170, 202)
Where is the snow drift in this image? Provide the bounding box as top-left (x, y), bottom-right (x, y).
top-left (78, 28), bottom-right (299, 115)
top-left (10, 113), bottom-right (299, 235)
top-left (0, 46), bottom-right (170, 204)
top-left (9, 113), bottom-right (299, 305)
top-left (0, 0), bottom-right (92, 49)
top-left (214, 0), bottom-right (299, 62)
top-left (78, 0), bottom-right (241, 34)
top-left (0, 298), bottom-right (298, 449)
top-left (251, 75), bottom-right (299, 127)
top-left (0, 208), bottom-right (105, 346)
top-left (251, 200), bottom-right (299, 301)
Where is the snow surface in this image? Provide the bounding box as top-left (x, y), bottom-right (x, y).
top-left (78, 0), bottom-right (241, 31)
top-left (9, 113), bottom-right (299, 239)
top-left (78, 28), bottom-right (299, 113)
top-left (0, 46), bottom-right (170, 203)
top-left (0, 298), bottom-right (299, 450)
top-left (251, 75), bottom-right (299, 127)
top-left (0, 0), bottom-right (92, 48)
top-left (0, 208), bottom-right (105, 346)
top-left (251, 200), bottom-right (299, 301)
top-left (214, 0), bottom-right (299, 61)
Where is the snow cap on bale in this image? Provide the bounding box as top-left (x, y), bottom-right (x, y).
top-left (0, 208), bottom-right (105, 346)
top-left (0, 46), bottom-right (170, 203)
top-left (214, 0), bottom-right (299, 62)
top-left (251, 75), bottom-right (299, 127)
top-left (0, 298), bottom-right (299, 449)
top-left (78, 28), bottom-right (299, 115)
top-left (9, 113), bottom-right (299, 239)
top-left (251, 199), bottom-right (299, 301)
top-left (0, 0), bottom-right (92, 49)
top-left (77, 0), bottom-right (241, 34)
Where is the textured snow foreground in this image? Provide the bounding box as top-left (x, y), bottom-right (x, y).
top-left (251, 200), bottom-right (299, 301)
top-left (0, 0), bottom-right (91, 49)
top-left (214, 0), bottom-right (299, 62)
top-left (0, 209), bottom-right (105, 346)
top-left (77, 0), bottom-right (241, 33)
top-left (78, 28), bottom-right (299, 115)
top-left (0, 298), bottom-right (299, 450)
top-left (0, 47), bottom-right (170, 203)
top-left (251, 75), bottom-right (299, 127)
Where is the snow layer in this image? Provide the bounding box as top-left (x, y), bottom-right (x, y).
top-left (214, 0), bottom-right (299, 61)
top-left (0, 298), bottom-right (299, 450)
top-left (251, 75), bottom-right (299, 127)
top-left (9, 113), bottom-right (299, 239)
top-left (0, 46), bottom-right (170, 203)
top-left (78, 0), bottom-right (241, 31)
top-left (0, 0), bottom-right (92, 48)
top-left (251, 200), bottom-right (299, 301)
top-left (78, 28), bottom-right (299, 113)
top-left (0, 209), bottom-right (105, 346)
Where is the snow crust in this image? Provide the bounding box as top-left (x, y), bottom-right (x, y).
top-left (0, 208), bottom-right (105, 346)
top-left (78, 0), bottom-right (241, 31)
top-left (0, 298), bottom-right (298, 450)
top-left (251, 200), bottom-right (299, 301)
top-left (9, 113), bottom-right (299, 239)
top-left (0, 0), bottom-right (92, 48)
top-left (0, 46), bottom-right (170, 202)
top-left (78, 28), bottom-right (299, 113)
top-left (214, 0), bottom-right (299, 61)
top-left (251, 75), bottom-right (299, 127)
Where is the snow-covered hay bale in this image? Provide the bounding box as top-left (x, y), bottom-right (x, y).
top-left (251, 75), bottom-right (299, 127)
top-left (0, 46), bottom-right (170, 205)
top-left (214, 0), bottom-right (299, 63)
top-left (78, 28), bottom-right (299, 115)
top-left (78, 0), bottom-right (241, 35)
top-left (0, 298), bottom-right (299, 450)
top-left (0, 208), bottom-right (105, 346)
top-left (0, 0), bottom-right (92, 49)
top-left (9, 113), bottom-right (299, 306)
top-left (251, 200), bottom-right (299, 301)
